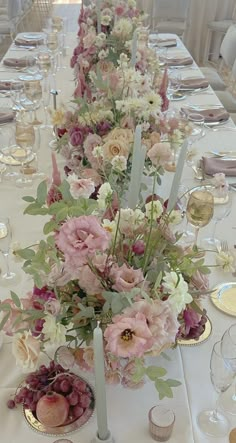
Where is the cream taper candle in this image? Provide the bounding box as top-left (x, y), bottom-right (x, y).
top-left (130, 29), bottom-right (138, 68)
top-left (93, 321), bottom-right (109, 440)
top-left (128, 124), bottom-right (142, 209)
top-left (97, 0), bottom-right (101, 33)
top-left (167, 139), bottom-right (188, 212)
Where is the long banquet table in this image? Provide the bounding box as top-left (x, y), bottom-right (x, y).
top-left (0, 32), bottom-right (236, 443)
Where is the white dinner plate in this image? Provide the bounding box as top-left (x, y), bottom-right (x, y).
top-left (22, 33), bottom-right (44, 40)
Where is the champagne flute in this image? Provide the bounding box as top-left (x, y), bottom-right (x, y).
top-left (24, 80), bottom-right (42, 126)
top-left (220, 324), bottom-right (236, 415)
top-left (11, 121), bottom-right (35, 187)
top-left (197, 341), bottom-right (234, 437)
top-left (0, 217), bottom-right (17, 284)
top-left (186, 189), bottom-right (214, 246)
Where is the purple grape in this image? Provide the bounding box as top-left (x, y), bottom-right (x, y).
top-left (7, 400), bottom-right (16, 409)
top-left (79, 394), bottom-right (91, 408)
top-left (67, 391), bottom-right (79, 406)
top-left (73, 405), bottom-right (84, 418)
top-left (73, 379), bottom-right (87, 393)
top-left (60, 379), bottom-right (71, 394)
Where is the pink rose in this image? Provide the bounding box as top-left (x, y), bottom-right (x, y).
top-left (147, 142), bottom-right (172, 166)
top-left (44, 299), bottom-right (61, 316)
top-left (104, 312), bottom-right (153, 358)
top-left (69, 126), bottom-right (85, 147)
top-left (67, 175), bottom-right (95, 199)
top-left (111, 263), bottom-right (144, 292)
top-left (56, 216), bottom-right (111, 268)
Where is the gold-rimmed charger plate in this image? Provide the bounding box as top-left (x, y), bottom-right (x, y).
top-left (210, 282), bottom-right (236, 317)
top-left (177, 317), bottom-right (212, 346)
top-left (23, 374), bottom-right (95, 437)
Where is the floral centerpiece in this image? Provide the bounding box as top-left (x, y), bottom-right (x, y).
top-left (0, 157), bottom-right (213, 399)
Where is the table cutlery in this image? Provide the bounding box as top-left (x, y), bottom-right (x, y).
top-left (191, 165), bottom-right (204, 180)
top-left (205, 125), bottom-right (236, 132)
top-left (207, 151), bottom-right (236, 158)
top-left (10, 46), bottom-right (35, 51)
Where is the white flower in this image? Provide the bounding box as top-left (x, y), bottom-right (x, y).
top-left (12, 331), bottom-right (40, 372)
top-left (169, 210), bottom-right (182, 225)
top-left (67, 174), bottom-right (95, 199)
top-left (95, 32), bottom-right (106, 47)
top-left (97, 182), bottom-right (113, 209)
top-left (42, 314), bottom-right (68, 345)
top-left (143, 92), bottom-right (162, 112)
top-left (116, 208), bottom-right (145, 235)
top-left (111, 155), bottom-right (127, 172)
top-left (128, 0), bottom-right (136, 6)
top-left (163, 271), bottom-right (193, 314)
top-left (102, 219), bottom-right (118, 240)
top-left (93, 145), bottom-right (104, 158)
top-left (101, 14), bottom-right (112, 26)
top-left (112, 18), bottom-right (133, 38)
top-left (145, 200), bottom-right (163, 220)
top-left (216, 250), bottom-right (235, 273)
top-left (98, 49), bottom-right (109, 60)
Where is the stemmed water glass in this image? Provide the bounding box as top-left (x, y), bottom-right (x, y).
top-left (186, 188), bottom-right (214, 246)
top-left (10, 81), bottom-right (25, 112)
top-left (167, 72), bottom-right (181, 100)
top-left (220, 324), bottom-right (236, 415)
top-left (24, 79), bottom-right (42, 126)
top-left (197, 340), bottom-right (234, 437)
top-left (11, 121), bottom-right (35, 187)
top-left (41, 75), bottom-right (52, 130)
top-left (0, 217), bottom-right (17, 284)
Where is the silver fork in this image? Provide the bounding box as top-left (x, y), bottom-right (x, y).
top-left (221, 240), bottom-right (229, 252)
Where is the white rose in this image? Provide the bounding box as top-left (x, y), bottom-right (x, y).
top-left (42, 314), bottom-right (68, 345)
top-left (97, 182), bottom-right (113, 209)
top-left (163, 271), bottom-right (192, 314)
top-left (12, 331), bottom-right (40, 372)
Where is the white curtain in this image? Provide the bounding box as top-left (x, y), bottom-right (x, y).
top-left (137, 0), bottom-right (235, 64)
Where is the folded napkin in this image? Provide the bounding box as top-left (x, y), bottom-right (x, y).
top-left (0, 111), bottom-right (15, 123)
top-left (181, 107), bottom-right (230, 123)
top-left (14, 37), bottom-right (44, 46)
top-left (202, 157), bottom-right (236, 176)
top-left (179, 77), bottom-right (209, 90)
top-left (3, 56), bottom-right (35, 68)
top-left (156, 38), bottom-right (177, 47)
top-left (0, 81), bottom-right (12, 90)
top-left (161, 56), bottom-right (193, 66)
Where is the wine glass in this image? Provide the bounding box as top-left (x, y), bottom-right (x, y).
top-left (41, 75), bottom-right (52, 130)
top-left (187, 113), bottom-right (205, 139)
top-left (24, 79), bottom-right (42, 126)
top-left (220, 324), bottom-right (236, 415)
top-left (10, 81), bottom-right (25, 112)
top-left (167, 72), bottom-right (181, 100)
top-left (31, 126), bottom-right (46, 180)
top-left (37, 50), bottom-right (52, 77)
top-left (11, 121), bottom-right (35, 187)
top-left (202, 186), bottom-right (232, 250)
top-left (197, 340), bottom-right (234, 437)
top-left (177, 183), bottom-right (195, 243)
top-left (0, 217), bottom-right (17, 284)
top-left (186, 188), bottom-right (214, 246)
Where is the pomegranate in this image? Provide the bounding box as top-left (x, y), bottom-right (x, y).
top-left (36, 391), bottom-right (69, 427)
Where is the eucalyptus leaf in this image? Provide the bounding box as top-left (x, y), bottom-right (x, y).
top-left (146, 366), bottom-right (167, 380)
top-left (0, 303), bottom-right (11, 311)
top-left (17, 248), bottom-right (35, 260)
top-left (10, 291), bottom-right (21, 308)
top-left (166, 379), bottom-right (181, 387)
top-left (36, 180), bottom-right (47, 205)
top-left (56, 207), bottom-right (69, 222)
top-left (43, 220), bottom-right (59, 235)
top-left (0, 311), bottom-right (10, 330)
top-left (59, 179), bottom-right (72, 201)
top-left (155, 379), bottom-right (173, 399)
top-left (22, 196), bottom-right (35, 203)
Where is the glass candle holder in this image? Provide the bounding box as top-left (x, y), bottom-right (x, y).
top-left (148, 406), bottom-right (175, 442)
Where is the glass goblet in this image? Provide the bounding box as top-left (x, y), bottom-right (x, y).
top-left (167, 72), bottom-right (181, 100)
top-left (12, 121), bottom-right (35, 187)
top-left (186, 189), bottom-right (214, 246)
top-left (220, 324), bottom-right (236, 415)
top-left (197, 340), bottom-right (234, 437)
top-left (24, 79), bottom-right (42, 125)
top-left (0, 217), bottom-right (17, 284)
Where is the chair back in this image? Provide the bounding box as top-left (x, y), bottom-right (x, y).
top-left (155, 0), bottom-right (189, 21)
top-left (220, 24), bottom-right (236, 67)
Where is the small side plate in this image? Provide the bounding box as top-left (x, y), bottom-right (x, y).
top-left (210, 282), bottom-right (236, 317)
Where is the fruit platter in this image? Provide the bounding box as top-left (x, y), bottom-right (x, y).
top-left (7, 361), bottom-right (95, 436)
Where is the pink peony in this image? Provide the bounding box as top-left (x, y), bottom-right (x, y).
top-left (104, 312), bottom-right (153, 358)
top-left (147, 142), bottom-right (172, 166)
top-left (124, 300), bottom-right (179, 354)
top-left (111, 264), bottom-right (144, 292)
top-left (56, 216), bottom-right (111, 268)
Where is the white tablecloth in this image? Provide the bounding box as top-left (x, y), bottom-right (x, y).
top-left (0, 33), bottom-right (236, 443)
